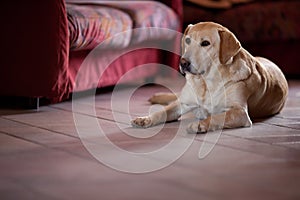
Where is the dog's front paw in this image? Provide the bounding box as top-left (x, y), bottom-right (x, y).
top-left (131, 116), bottom-right (153, 128)
top-left (186, 121), bottom-right (208, 134)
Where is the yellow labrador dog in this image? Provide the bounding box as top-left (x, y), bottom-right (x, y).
top-left (131, 22), bottom-right (288, 133)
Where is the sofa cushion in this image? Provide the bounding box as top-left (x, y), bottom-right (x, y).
top-left (103, 1), bottom-right (180, 43)
top-left (67, 1), bottom-right (180, 51)
top-left (67, 4), bottom-right (133, 51)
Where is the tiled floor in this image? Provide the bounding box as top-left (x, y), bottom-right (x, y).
top-left (0, 77), bottom-right (300, 200)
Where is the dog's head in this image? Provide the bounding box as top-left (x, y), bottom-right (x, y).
top-left (180, 22), bottom-right (241, 76)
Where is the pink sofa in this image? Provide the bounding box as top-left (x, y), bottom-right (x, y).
top-left (0, 0), bottom-right (182, 107)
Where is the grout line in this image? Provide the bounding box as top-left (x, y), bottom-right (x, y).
top-left (274, 141), bottom-right (300, 145)
top-left (205, 130), bottom-right (300, 155)
top-left (193, 135), bottom-right (300, 161)
top-left (260, 122), bottom-right (300, 131)
top-left (0, 130), bottom-right (52, 149)
top-left (49, 105), bottom-right (132, 126)
top-left (1, 116), bottom-right (79, 139)
top-left (50, 99), bottom-right (144, 116)
top-left (0, 130), bottom-right (95, 162)
top-left (244, 134), bottom-right (300, 138)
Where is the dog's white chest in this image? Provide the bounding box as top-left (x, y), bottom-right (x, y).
top-left (179, 75), bottom-right (226, 118)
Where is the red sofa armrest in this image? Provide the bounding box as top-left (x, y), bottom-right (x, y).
top-left (0, 0), bottom-right (71, 102)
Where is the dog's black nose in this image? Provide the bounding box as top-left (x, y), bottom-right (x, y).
top-left (180, 58), bottom-right (191, 72)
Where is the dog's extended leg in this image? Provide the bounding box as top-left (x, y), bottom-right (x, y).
top-left (131, 100), bottom-right (191, 128)
top-left (148, 92), bottom-right (178, 105)
top-left (187, 107), bottom-right (252, 133)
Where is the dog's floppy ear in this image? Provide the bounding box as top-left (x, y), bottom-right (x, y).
top-left (218, 29), bottom-right (241, 65)
top-left (184, 24), bottom-right (193, 35)
top-left (182, 24), bottom-right (193, 54)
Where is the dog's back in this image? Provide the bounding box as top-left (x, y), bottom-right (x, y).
top-left (247, 56), bottom-right (288, 118)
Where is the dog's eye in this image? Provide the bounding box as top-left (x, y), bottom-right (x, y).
top-left (185, 37), bottom-right (191, 45)
top-left (200, 40), bottom-right (210, 47)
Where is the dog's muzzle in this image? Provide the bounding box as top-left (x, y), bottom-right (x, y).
top-left (179, 58), bottom-right (191, 75)
top-left (179, 57), bottom-right (205, 76)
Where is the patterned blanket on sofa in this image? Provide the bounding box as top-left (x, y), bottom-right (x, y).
top-left (67, 1), bottom-right (180, 51)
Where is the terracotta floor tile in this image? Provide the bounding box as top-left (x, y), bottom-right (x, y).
top-left (0, 132), bottom-right (42, 154)
top-left (0, 78), bottom-right (300, 199)
top-left (2, 107), bottom-right (78, 137)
